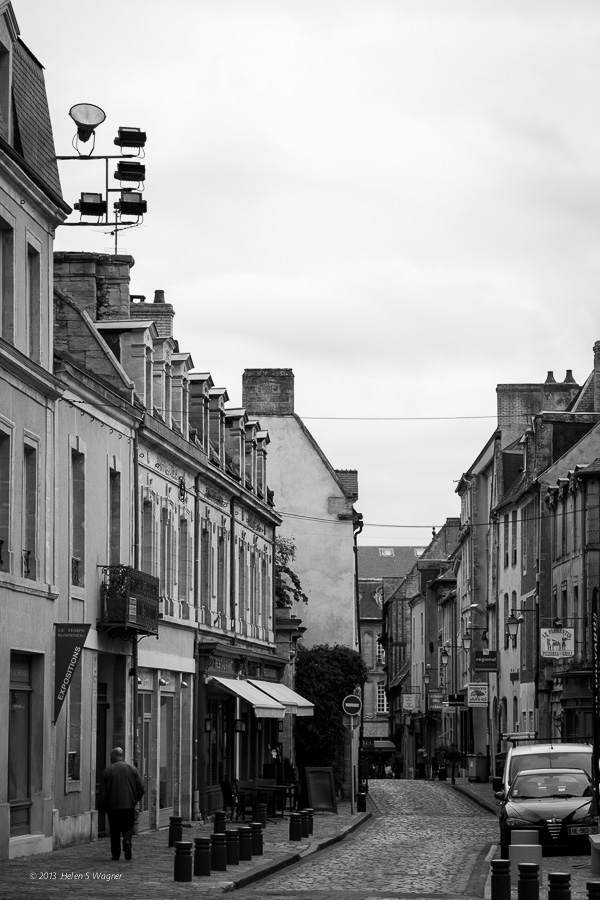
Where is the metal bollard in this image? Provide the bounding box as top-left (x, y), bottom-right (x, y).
top-left (213, 809), bottom-right (227, 834)
top-left (289, 812), bottom-right (302, 841)
top-left (194, 836), bottom-right (212, 876)
top-left (300, 809), bottom-right (309, 837)
top-left (305, 807), bottom-right (314, 834)
top-left (548, 873), bottom-right (571, 900)
top-left (255, 802), bottom-right (268, 827)
top-left (518, 862), bottom-right (539, 900)
top-left (226, 829), bottom-right (240, 865)
top-left (587, 883), bottom-right (600, 900)
top-left (490, 858), bottom-right (511, 900)
top-left (173, 841), bottom-right (193, 883)
top-left (168, 815), bottom-right (183, 847)
top-left (211, 832), bottom-right (227, 871)
top-left (238, 825), bottom-right (252, 861)
top-left (251, 821), bottom-right (263, 856)
top-left (357, 792), bottom-right (367, 812)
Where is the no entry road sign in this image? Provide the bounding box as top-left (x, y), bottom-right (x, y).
top-left (342, 694), bottom-right (362, 716)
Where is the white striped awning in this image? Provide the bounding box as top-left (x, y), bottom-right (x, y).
top-left (208, 676), bottom-right (286, 718)
top-left (248, 679), bottom-right (314, 717)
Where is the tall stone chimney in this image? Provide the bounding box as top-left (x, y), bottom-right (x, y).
top-left (242, 369), bottom-right (295, 415)
top-left (53, 252), bottom-right (134, 321)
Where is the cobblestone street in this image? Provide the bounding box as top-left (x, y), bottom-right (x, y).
top-left (239, 779), bottom-right (498, 898)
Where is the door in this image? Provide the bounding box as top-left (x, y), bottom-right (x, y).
top-left (137, 692), bottom-right (152, 830)
top-left (9, 654), bottom-right (32, 836)
top-left (95, 682), bottom-right (109, 835)
top-left (158, 693), bottom-right (174, 827)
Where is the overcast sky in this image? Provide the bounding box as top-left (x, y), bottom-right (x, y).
top-left (18, 0), bottom-right (600, 546)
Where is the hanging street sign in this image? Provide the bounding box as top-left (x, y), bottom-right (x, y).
top-left (467, 683), bottom-right (489, 707)
top-left (473, 649), bottom-right (498, 672)
top-left (540, 627), bottom-right (574, 658)
top-left (427, 691), bottom-right (445, 711)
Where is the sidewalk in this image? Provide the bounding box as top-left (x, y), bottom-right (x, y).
top-left (451, 775), bottom-right (600, 900)
top-left (0, 802), bottom-right (371, 898)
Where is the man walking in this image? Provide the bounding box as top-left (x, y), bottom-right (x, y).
top-left (100, 747), bottom-right (144, 861)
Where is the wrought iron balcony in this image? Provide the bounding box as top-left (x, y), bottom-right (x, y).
top-left (98, 565), bottom-right (160, 637)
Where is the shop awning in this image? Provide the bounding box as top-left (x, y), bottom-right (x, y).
top-left (248, 679), bottom-right (314, 717)
top-left (373, 740), bottom-right (397, 751)
top-left (208, 676), bottom-right (286, 718)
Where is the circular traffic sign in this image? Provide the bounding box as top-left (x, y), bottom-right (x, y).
top-left (342, 694), bottom-right (362, 716)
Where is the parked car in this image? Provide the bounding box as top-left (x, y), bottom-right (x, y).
top-left (492, 741), bottom-right (593, 796)
top-left (496, 767), bottom-right (597, 858)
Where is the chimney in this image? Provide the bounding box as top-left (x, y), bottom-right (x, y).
top-left (564, 369), bottom-right (576, 384)
top-left (53, 252), bottom-right (134, 321)
top-left (242, 369), bottom-right (295, 415)
top-left (130, 289), bottom-right (175, 338)
top-left (545, 371), bottom-right (556, 384)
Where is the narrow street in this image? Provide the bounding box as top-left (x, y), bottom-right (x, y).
top-left (236, 779), bottom-right (497, 899)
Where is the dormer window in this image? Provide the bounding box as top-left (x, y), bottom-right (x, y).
top-left (379, 548), bottom-right (394, 557)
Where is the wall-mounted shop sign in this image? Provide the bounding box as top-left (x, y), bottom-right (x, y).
top-left (540, 627), bottom-right (574, 658)
top-left (53, 623), bottom-right (91, 724)
top-left (467, 683), bottom-right (489, 708)
top-left (402, 694), bottom-right (418, 710)
top-left (427, 691), bottom-right (445, 711)
top-left (473, 650), bottom-right (498, 672)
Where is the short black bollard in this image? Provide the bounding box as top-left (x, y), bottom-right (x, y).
top-left (173, 841), bottom-right (193, 883)
top-left (211, 832), bottom-right (227, 871)
top-left (587, 882), bottom-right (600, 900)
top-left (490, 858), bottom-right (511, 900)
top-left (238, 825), bottom-right (252, 861)
top-left (251, 821), bottom-right (263, 856)
top-left (289, 812), bottom-right (302, 841)
top-left (168, 815), bottom-right (183, 847)
top-left (300, 809), bottom-right (309, 838)
top-left (194, 836), bottom-right (212, 877)
top-left (255, 802), bottom-right (268, 827)
top-left (357, 792), bottom-right (367, 812)
top-left (226, 829), bottom-right (240, 865)
top-left (548, 873), bottom-right (571, 900)
top-left (305, 807), bottom-right (314, 834)
top-left (214, 809), bottom-right (227, 834)
top-left (518, 862), bottom-right (539, 900)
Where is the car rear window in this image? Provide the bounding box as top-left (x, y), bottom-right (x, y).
top-left (510, 752), bottom-right (591, 781)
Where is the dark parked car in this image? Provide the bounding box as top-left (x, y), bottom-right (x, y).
top-left (496, 768), bottom-right (597, 858)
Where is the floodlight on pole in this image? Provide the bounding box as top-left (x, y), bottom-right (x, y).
top-left (69, 103), bottom-right (106, 151)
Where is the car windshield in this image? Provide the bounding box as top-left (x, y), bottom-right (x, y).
top-left (509, 772), bottom-right (592, 800)
top-left (510, 752), bottom-right (591, 782)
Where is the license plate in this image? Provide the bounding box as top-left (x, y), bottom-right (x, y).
top-left (567, 825), bottom-right (598, 835)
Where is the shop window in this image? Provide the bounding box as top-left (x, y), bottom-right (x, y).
top-left (67, 663), bottom-right (82, 787)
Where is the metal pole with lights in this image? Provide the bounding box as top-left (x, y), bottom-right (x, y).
top-left (57, 103), bottom-right (148, 253)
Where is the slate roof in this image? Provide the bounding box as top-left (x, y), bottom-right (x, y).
top-left (358, 546), bottom-right (423, 580)
top-left (12, 38), bottom-right (63, 199)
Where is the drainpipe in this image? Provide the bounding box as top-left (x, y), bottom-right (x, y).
top-left (353, 511), bottom-right (364, 791)
top-left (192, 474), bottom-right (201, 820)
top-left (132, 428), bottom-right (140, 768)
